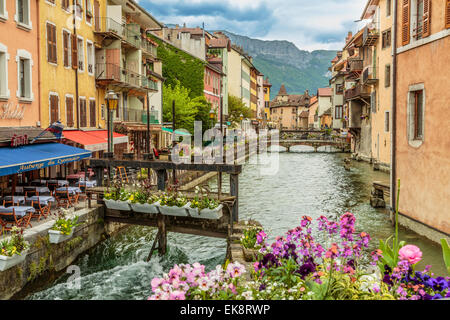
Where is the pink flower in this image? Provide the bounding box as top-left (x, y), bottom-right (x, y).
top-left (399, 245), bottom-right (422, 265)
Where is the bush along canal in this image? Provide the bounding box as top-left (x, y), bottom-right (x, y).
top-left (24, 151), bottom-right (448, 300)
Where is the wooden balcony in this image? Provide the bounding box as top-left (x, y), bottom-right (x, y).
top-left (362, 66), bottom-right (378, 85)
top-left (344, 84), bottom-right (370, 101)
top-left (362, 25), bottom-right (380, 47)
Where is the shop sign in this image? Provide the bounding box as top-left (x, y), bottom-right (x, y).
top-left (11, 134), bottom-right (29, 147)
top-left (0, 103), bottom-right (26, 120)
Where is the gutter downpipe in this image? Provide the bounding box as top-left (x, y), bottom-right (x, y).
top-left (36, 0), bottom-right (41, 126)
top-left (73, 5), bottom-right (80, 129)
top-left (390, 0), bottom-right (398, 224)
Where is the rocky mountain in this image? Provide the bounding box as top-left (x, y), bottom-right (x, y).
top-left (218, 30), bottom-right (336, 99)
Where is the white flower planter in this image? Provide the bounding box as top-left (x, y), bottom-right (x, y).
top-left (198, 204), bottom-right (223, 220)
top-left (48, 229), bottom-right (74, 244)
top-left (0, 250), bottom-right (28, 271)
top-left (130, 202), bottom-right (160, 214)
top-left (157, 202), bottom-right (191, 217)
top-left (185, 205), bottom-right (199, 217)
top-left (103, 199), bottom-right (131, 211)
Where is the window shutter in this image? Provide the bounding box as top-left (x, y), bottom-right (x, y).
top-left (422, 0), bottom-right (431, 38)
top-left (63, 32), bottom-right (69, 67)
top-left (47, 24), bottom-right (53, 63)
top-left (80, 99), bottom-right (87, 127)
top-left (89, 100), bottom-right (96, 127)
top-left (66, 97), bottom-right (74, 127)
top-left (445, 0), bottom-right (450, 29)
top-left (71, 34), bottom-right (78, 69)
top-left (371, 91), bottom-right (377, 113)
top-left (50, 95), bottom-right (59, 123)
top-left (50, 24), bottom-right (57, 64)
top-left (401, 0), bottom-right (410, 46)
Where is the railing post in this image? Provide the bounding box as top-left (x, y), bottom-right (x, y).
top-left (230, 173), bottom-right (239, 222)
top-left (156, 169), bottom-right (166, 191)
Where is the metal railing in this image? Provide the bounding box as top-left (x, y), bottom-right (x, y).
top-left (96, 63), bottom-right (157, 90)
top-left (94, 17), bottom-right (123, 36)
top-left (141, 39), bottom-right (158, 57)
top-left (125, 109), bottom-right (160, 124)
top-left (363, 66), bottom-right (377, 84)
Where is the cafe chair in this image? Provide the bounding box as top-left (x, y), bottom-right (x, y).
top-left (0, 208), bottom-right (32, 232)
top-left (31, 201), bottom-right (51, 221)
top-left (55, 190), bottom-right (74, 209)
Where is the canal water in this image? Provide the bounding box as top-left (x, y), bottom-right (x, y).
top-left (26, 147), bottom-right (446, 300)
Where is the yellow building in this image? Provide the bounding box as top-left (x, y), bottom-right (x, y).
top-left (263, 77), bottom-right (272, 123)
top-left (39, 0), bottom-right (105, 131)
top-left (361, 0), bottom-right (392, 172)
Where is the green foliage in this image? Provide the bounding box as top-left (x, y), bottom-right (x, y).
top-left (52, 215), bottom-right (80, 236)
top-left (441, 238), bottom-right (450, 275)
top-left (240, 225), bottom-right (264, 250)
top-left (190, 186), bottom-right (220, 211)
top-left (163, 80), bottom-right (211, 134)
top-left (159, 192), bottom-right (188, 207)
top-left (150, 35), bottom-right (205, 98)
top-left (227, 95), bottom-right (253, 126)
top-left (0, 227), bottom-right (29, 257)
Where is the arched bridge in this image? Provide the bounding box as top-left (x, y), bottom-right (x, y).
top-left (268, 139), bottom-right (350, 153)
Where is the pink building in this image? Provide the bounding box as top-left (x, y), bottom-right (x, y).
top-left (204, 60), bottom-right (223, 114)
top-left (0, 0), bottom-right (40, 128)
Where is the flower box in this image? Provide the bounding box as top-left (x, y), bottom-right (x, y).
top-left (48, 229), bottom-right (74, 244)
top-left (130, 202), bottom-right (160, 214)
top-left (196, 204), bottom-right (223, 220)
top-left (0, 250), bottom-right (28, 271)
top-left (185, 205), bottom-right (199, 217)
top-left (157, 202), bottom-right (191, 217)
top-left (242, 247), bottom-right (259, 262)
top-left (103, 199), bottom-right (131, 211)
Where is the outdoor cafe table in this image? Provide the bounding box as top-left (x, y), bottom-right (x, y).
top-left (32, 179), bottom-right (69, 187)
top-left (0, 206), bottom-right (35, 217)
top-left (16, 186), bottom-right (51, 194)
top-left (56, 187), bottom-right (82, 195)
top-left (27, 196), bottom-right (55, 205)
top-left (1, 196), bottom-right (26, 204)
top-left (76, 180), bottom-right (97, 188)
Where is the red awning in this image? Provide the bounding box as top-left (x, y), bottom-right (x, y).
top-left (63, 130), bottom-right (129, 152)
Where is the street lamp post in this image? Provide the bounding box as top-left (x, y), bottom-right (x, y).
top-left (209, 109), bottom-right (215, 130)
top-left (105, 90), bottom-right (119, 157)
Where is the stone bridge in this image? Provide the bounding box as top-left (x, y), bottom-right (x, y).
top-left (268, 139), bottom-right (351, 153)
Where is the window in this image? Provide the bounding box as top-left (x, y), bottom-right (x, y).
top-left (101, 104), bottom-right (105, 120)
top-left (89, 99), bottom-right (96, 127)
top-left (86, 41), bottom-right (94, 74)
top-left (16, 50), bottom-right (33, 100)
top-left (385, 111), bottom-right (390, 132)
top-left (63, 30), bottom-right (71, 67)
top-left (16, 0), bottom-right (31, 27)
top-left (385, 65), bottom-right (391, 88)
top-left (61, 0), bottom-right (70, 11)
top-left (335, 105), bottom-right (343, 119)
top-left (49, 93), bottom-right (59, 123)
top-left (66, 95), bottom-right (74, 127)
top-left (0, 0), bottom-right (8, 20)
top-left (77, 37), bottom-right (84, 71)
top-left (413, 90), bottom-right (424, 140)
top-left (46, 23), bottom-right (57, 64)
top-left (382, 29), bottom-right (391, 49)
top-left (416, 0), bottom-right (425, 39)
top-left (371, 91), bottom-right (377, 113)
top-left (407, 84), bottom-right (425, 146)
top-left (85, 0), bottom-right (93, 24)
top-left (446, 0), bottom-right (450, 29)
top-left (387, 0), bottom-right (392, 16)
top-left (75, 0), bottom-right (82, 19)
top-left (79, 98), bottom-right (87, 127)
top-left (0, 44), bottom-right (9, 99)
top-left (336, 83), bottom-right (344, 94)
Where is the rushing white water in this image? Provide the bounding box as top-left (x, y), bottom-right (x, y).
top-left (27, 151), bottom-right (447, 300)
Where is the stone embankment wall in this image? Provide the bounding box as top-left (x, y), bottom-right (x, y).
top-left (0, 205), bottom-right (126, 300)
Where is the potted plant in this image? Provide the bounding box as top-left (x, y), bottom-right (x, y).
top-left (48, 210), bottom-right (81, 244)
top-left (156, 192), bottom-right (190, 217)
top-left (0, 227), bottom-right (30, 271)
top-left (103, 188), bottom-right (132, 211)
top-left (240, 225), bottom-right (265, 262)
top-left (129, 191), bottom-right (160, 214)
top-left (188, 187), bottom-right (223, 220)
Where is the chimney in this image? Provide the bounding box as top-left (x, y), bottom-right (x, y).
top-left (346, 31), bottom-right (353, 43)
top-left (176, 24), bottom-right (179, 29)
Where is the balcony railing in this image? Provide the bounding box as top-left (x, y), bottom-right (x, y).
top-left (344, 84), bottom-right (370, 101)
top-left (348, 59), bottom-right (363, 73)
top-left (362, 66), bottom-right (378, 84)
top-left (141, 39), bottom-right (158, 57)
top-left (96, 63), bottom-right (158, 91)
top-left (125, 109), bottom-right (160, 124)
top-left (362, 23), bottom-right (380, 47)
top-left (123, 24), bottom-right (141, 48)
top-left (94, 17), bottom-right (123, 36)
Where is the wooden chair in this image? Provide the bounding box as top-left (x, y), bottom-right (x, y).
top-left (0, 208), bottom-right (32, 233)
top-left (25, 189), bottom-right (39, 199)
top-left (47, 182), bottom-right (59, 193)
top-left (55, 190), bottom-right (74, 209)
top-left (31, 201), bottom-right (51, 221)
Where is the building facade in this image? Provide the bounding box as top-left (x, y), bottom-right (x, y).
top-left (317, 88), bottom-right (333, 129)
top-left (393, 0), bottom-right (450, 237)
top-left (270, 84), bottom-right (310, 130)
top-left (0, 0), bottom-right (40, 128)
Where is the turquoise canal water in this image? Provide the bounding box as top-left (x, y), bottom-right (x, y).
top-left (26, 147), bottom-right (447, 300)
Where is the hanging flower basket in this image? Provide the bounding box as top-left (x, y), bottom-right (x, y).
top-left (130, 201), bottom-right (160, 214)
top-left (196, 204), bottom-right (224, 220)
top-left (0, 250), bottom-right (28, 272)
top-left (103, 199), bottom-right (131, 211)
top-left (157, 202), bottom-right (191, 217)
top-left (48, 229), bottom-right (74, 244)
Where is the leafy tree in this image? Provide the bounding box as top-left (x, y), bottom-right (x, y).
top-left (163, 80), bottom-right (197, 133)
top-left (228, 95), bottom-right (252, 126)
top-left (192, 96), bottom-right (214, 133)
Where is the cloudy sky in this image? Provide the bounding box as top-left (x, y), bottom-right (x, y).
top-left (138, 0), bottom-right (369, 51)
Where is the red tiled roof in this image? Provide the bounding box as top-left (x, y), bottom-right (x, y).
top-left (318, 88), bottom-right (332, 97)
top-left (209, 37), bottom-right (230, 48)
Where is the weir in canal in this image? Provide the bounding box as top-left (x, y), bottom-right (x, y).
top-left (25, 147), bottom-right (447, 300)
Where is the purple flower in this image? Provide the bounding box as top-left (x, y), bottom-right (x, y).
top-left (296, 263), bottom-right (316, 280)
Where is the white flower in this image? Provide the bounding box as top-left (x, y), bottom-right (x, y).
top-left (242, 291), bottom-right (254, 300)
